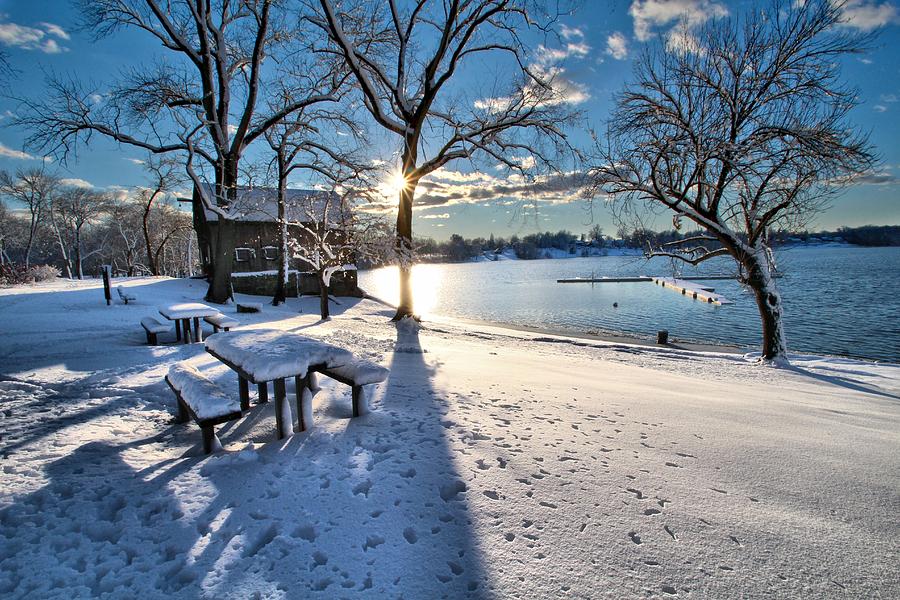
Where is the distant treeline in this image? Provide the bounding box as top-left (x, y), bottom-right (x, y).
top-left (414, 224), bottom-right (900, 263)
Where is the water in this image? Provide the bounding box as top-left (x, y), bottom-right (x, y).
top-left (359, 246), bottom-right (900, 362)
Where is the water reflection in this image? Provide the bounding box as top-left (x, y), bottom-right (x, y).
top-left (365, 264), bottom-right (443, 318)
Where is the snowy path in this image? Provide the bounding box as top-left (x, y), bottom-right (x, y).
top-left (1, 278), bottom-right (898, 598)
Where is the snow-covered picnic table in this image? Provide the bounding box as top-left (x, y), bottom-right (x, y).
top-left (205, 329), bottom-right (354, 438)
top-left (158, 303), bottom-right (221, 344)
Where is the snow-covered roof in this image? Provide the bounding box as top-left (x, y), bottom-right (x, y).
top-left (197, 183), bottom-right (346, 223)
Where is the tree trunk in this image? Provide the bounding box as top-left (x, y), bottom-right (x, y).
top-left (74, 230), bottom-right (83, 279)
top-left (204, 169), bottom-right (238, 304)
top-left (318, 271), bottom-right (330, 320)
top-left (392, 141), bottom-right (418, 321)
top-left (273, 154), bottom-right (288, 306)
top-left (143, 204), bottom-right (158, 276)
top-left (742, 246), bottom-right (788, 362)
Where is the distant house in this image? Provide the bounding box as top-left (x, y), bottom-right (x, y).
top-left (181, 184), bottom-right (359, 297)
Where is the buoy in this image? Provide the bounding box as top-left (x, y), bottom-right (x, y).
top-left (613, 302), bottom-right (618, 308)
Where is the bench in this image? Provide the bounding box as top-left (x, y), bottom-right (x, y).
top-left (141, 316), bottom-right (171, 345)
top-left (314, 360), bottom-right (389, 417)
top-left (165, 364), bottom-right (243, 454)
top-left (117, 286), bottom-right (137, 304)
top-left (204, 312), bottom-right (240, 333)
top-left (236, 302), bottom-right (262, 313)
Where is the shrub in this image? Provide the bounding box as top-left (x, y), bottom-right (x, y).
top-left (0, 263), bottom-right (61, 285)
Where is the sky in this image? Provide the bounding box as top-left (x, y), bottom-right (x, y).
top-left (0, 0), bottom-right (899, 241)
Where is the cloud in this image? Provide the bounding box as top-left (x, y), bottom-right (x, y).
top-left (560, 25), bottom-right (584, 41)
top-left (59, 178), bottom-right (94, 189)
top-left (474, 65), bottom-right (589, 112)
top-left (629, 0), bottom-right (728, 42)
top-left (408, 168), bottom-right (591, 209)
top-left (123, 158), bottom-right (146, 165)
top-left (0, 142), bottom-right (38, 160)
top-left (605, 32), bottom-right (629, 60)
top-left (0, 21), bottom-right (70, 53)
top-left (874, 104), bottom-right (888, 112)
top-left (851, 169), bottom-right (900, 185)
top-left (880, 93), bottom-right (898, 103)
top-left (38, 22), bottom-right (70, 40)
top-left (837, 0), bottom-right (899, 30)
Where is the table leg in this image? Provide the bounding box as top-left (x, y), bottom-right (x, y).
top-left (193, 317), bottom-right (202, 342)
top-left (175, 320), bottom-right (182, 341)
top-left (258, 382), bottom-right (268, 403)
top-left (274, 378), bottom-right (291, 439)
top-left (182, 319), bottom-right (192, 344)
top-left (239, 377), bottom-right (250, 410)
top-left (295, 375), bottom-right (311, 432)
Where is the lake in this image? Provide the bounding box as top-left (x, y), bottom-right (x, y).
top-left (358, 246), bottom-right (900, 362)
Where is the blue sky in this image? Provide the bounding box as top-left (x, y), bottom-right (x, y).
top-left (1, 0), bottom-right (899, 241)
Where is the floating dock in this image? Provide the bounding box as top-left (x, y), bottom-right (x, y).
top-left (556, 276), bottom-right (653, 283)
top-left (651, 277), bottom-right (732, 305)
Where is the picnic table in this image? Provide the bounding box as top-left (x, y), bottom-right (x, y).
top-left (158, 303), bottom-right (221, 344)
top-left (205, 329), bottom-right (354, 438)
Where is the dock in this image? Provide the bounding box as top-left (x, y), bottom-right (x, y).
top-left (556, 276), bottom-right (652, 283)
top-left (651, 277), bottom-right (732, 305)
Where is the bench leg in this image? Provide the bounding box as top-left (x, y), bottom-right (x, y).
top-left (193, 317), bottom-right (202, 342)
top-left (351, 385), bottom-right (362, 418)
top-left (258, 382), bottom-right (268, 403)
top-left (201, 425), bottom-right (215, 454)
top-left (239, 377), bottom-right (250, 411)
top-left (274, 378), bottom-right (291, 439)
top-left (176, 398), bottom-right (190, 423)
top-left (175, 319), bottom-right (182, 341)
top-left (213, 324), bottom-right (220, 333)
top-left (295, 375), bottom-right (312, 432)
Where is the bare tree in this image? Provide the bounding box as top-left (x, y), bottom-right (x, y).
top-left (590, 0), bottom-right (876, 362)
top-left (16, 0), bottom-right (341, 303)
top-left (306, 0), bottom-right (578, 320)
top-left (136, 157), bottom-right (184, 275)
top-left (49, 187), bottom-right (114, 279)
top-left (0, 168), bottom-right (58, 268)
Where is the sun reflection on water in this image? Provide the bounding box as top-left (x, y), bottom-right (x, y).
top-left (364, 264), bottom-right (442, 318)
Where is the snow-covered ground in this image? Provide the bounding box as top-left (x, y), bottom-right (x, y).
top-left (1, 277), bottom-right (898, 599)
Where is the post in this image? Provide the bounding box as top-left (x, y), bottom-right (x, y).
top-left (101, 265), bottom-right (112, 305)
top-left (657, 330), bottom-right (669, 345)
top-left (175, 319), bottom-right (182, 341)
top-left (193, 317), bottom-right (203, 342)
top-left (258, 382), bottom-right (268, 403)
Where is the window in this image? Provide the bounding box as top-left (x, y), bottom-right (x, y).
top-left (262, 246), bottom-right (278, 261)
top-left (234, 247), bottom-right (255, 262)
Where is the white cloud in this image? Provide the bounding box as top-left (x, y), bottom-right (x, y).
top-left (874, 104), bottom-right (888, 112)
top-left (629, 0), bottom-right (728, 42)
top-left (0, 142), bottom-right (37, 160)
top-left (60, 178), bottom-right (94, 189)
top-left (38, 22), bottom-right (70, 40)
top-left (560, 25), bottom-right (584, 40)
top-left (0, 20), bottom-right (70, 53)
top-left (123, 158), bottom-right (146, 165)
top-left (837, 0), bottom-right (899, 31)
top-left (605, 32), bottom-right (629, 60)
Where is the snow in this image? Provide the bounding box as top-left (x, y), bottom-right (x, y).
top-left (326, 360), bottom-right (389, 385)
top-left (205, 329), bottom-right (354, 382)
top-left (158, 302), bottom-right (221, 320)
top-left (1, 276), bottom-right (898, 598)
top-left (166, 364), bottom-right (241, 421)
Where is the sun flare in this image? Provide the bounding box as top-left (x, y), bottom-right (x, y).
top-left (380, 169), bottom-right (410, 202)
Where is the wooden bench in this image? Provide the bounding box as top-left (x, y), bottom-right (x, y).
top-left (314, 360), bottom-right (389, 417)
top-left (141, 316), bottom-right (171, 345)
top-left (204, 312), bottom-right (240, 333)
top-left (165, 364), bottom-right (243, 454)
top-left (117, 286), bottom-right (137, 304)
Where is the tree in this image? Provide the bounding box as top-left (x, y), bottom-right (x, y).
top-left (306, 0), bottom-right (577, 319)
top-left (0, 168), bottom-right (57, 268)
top-left (591, 0), bottom-right (875, 362)
top-left (17, 0), bottom-right (340, 303)
top-left (136, 158), bottom-right (184, 276)
top-left (49, 187), bottom-right (113, 279)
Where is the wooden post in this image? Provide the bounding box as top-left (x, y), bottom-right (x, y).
top-left (193, 317), bottom-right (203, 342)
top-left (258, 382), bottom-right (268, 403)
top-left (274, 378), bottom-right (289, 439)
top-left (239, 377), bottom-right (250, 410)
top-left (175, 319), bottom-right (182, 341)
top-left (201, 425), bottom-right (215, 454)
top-left (351, 385), bottom-right (362, 418)
top-left (176, 398), bottom-right (190, 424)
top-left (657, 330), bottom-right (669, 345)
top-left (183, 319), bottom-right (192, 344)
top-left (101, 265), bottom-right (112, 305)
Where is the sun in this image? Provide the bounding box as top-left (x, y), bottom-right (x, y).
top-left (380, 168), bottom-right (410, 201)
